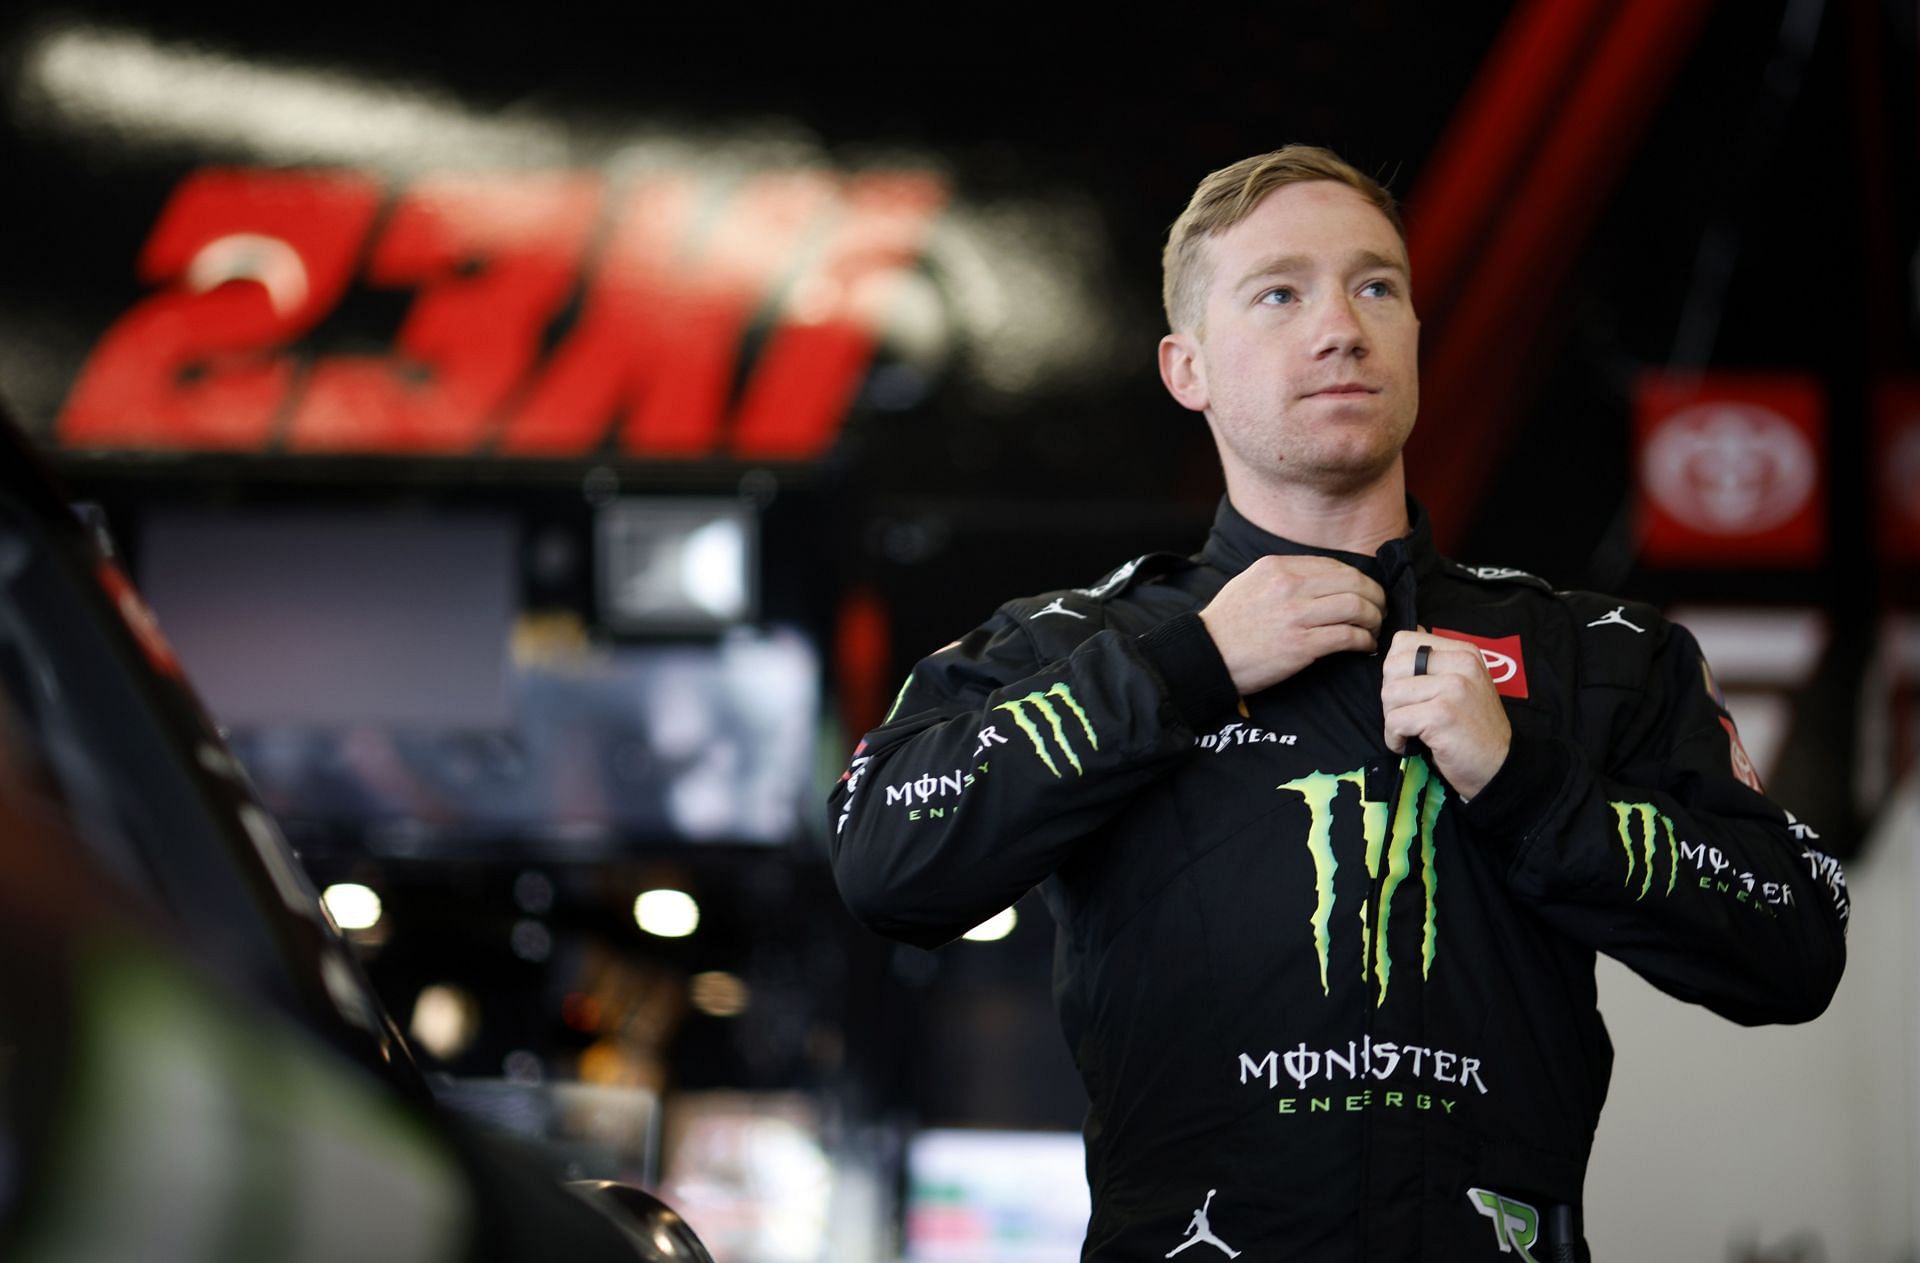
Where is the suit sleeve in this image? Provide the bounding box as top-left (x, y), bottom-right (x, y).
top-left (1459, 617), bottom-right (1849, 1025)
top-left (827, 604), bottom-right (1235, 949)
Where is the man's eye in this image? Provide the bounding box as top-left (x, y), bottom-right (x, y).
top-left (1360, 279), bottom-right (1396, 298)
top-left (1259, 287), bottom-right (1296, 305)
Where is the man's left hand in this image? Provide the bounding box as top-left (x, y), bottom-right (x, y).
top-left (1380, 629), bottom-right (1511, 800)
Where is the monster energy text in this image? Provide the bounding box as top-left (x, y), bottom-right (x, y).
top-left (1803, 847), bottom-right (1850, 923)
top-left (1612, 800), bottom-right (1803, 917)
top-left (1278, 755), bottom-right (1445, 1005)
top-left (883, 764), bottom-right (988, 820)
top-left (1275, 1090), bottom-right (1461, 1117)
top-left (1238, 1034), bottom-right (1488, 1095)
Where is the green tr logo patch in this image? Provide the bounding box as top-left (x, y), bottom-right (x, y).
top-left (995, 682), bottom-right (1099, 777)
top-left (1278, 756), bottom-right (1445, 1007)
top-left (1468, 1188), bottom-right (1541, 1260)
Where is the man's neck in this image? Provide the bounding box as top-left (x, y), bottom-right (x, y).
top-left (1223, 464), bottom-right (1411, 555)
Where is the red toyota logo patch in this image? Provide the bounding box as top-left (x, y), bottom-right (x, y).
top-left (1430, 628), bottom-right (1529, 699)
top-left (1720, 715), bottom-right (1764, 792)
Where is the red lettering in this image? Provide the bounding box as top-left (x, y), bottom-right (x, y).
top-left (730, 172), bottom-right (948, 459)
top-left (63, 164), bottom-right (945, 462)
top-left (498, 172), bottom-right (839, 458)
top-left (56, 169), bottom-right (380, 451)
top-left (287, 173), bottom-right (601, 454)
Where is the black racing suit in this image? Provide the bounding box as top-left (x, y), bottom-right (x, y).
top-left (828, 497), bottom-right (1850, 1261)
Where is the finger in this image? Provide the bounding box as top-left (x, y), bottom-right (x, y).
top-left (1341, 572), bottom-right (1389, 613)
top-left (1282, 557), bottom-right (1387, 609)
top-left (1386, 636), bottom-right (1481, 679)
top-left (1382, 702), bottom-right (1425, 754)
top-left (1383, 697), bottom-right (1446, 752)
top-left (1285, 566), bottom-right (1385, 611)
top-left (1385, 628), bottom-right (1427, 659)
top-left (1302, 621), bottom-right (1377, 660)
top-left (1379, 673), bottom-right (1448, 712)
top-left (1382, 633), bottom-right (1425, 678)
top-left (1282, 625), bottom-right (1377, 680)
top-left (1429, 640), bottom-right (1494, 681)
top-left (1300, 590), bottom-right (1385, 632)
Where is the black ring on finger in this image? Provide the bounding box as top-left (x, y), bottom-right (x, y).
top-left (1413, 644), bottom-right (1431, 677)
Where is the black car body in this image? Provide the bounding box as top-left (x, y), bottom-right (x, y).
top-left (0, 408), bottom-right (713, 1262)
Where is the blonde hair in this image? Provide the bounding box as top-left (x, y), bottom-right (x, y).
top-left (1162, 145), bottom-right (1405, 334)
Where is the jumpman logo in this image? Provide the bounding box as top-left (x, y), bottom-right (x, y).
top-left (1586, 605), bottom-right (1645, 633)
top-left (1032, 597), bottom-right (1088, 620)
top-left (1166, 1188), bottom-right (1240, 1258)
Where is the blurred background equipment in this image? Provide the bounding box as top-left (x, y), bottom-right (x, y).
top-left (0, 414), bottom-right (715, 1261)
top-left (901, 1129), bottom-right (1090, 1263)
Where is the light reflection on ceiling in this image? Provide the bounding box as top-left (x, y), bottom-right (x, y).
top-left (16, 21), bottom-right (577, 168)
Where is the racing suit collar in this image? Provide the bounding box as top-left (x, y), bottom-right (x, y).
top-left (1199, 494), bottom-right (1439, 586)
top-left (1201, 495), bottom-right (1435, 645)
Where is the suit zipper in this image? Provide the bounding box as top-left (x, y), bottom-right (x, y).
top-left (1356, 748), bottom-right (1415, 1263)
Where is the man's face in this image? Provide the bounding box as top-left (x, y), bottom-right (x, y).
top-left (1163, 181), bottom-right (1420, 496)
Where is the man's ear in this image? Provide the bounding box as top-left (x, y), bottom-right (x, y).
top-left (1158, 332), bottom-right (1208, 413)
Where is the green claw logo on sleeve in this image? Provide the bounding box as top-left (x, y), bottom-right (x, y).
top-left (1610, 800), bottom-right (1680, 899)
top-left (994, 682), bottom-right (1099, 777)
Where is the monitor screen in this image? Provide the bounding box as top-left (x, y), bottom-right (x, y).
top-left (221, 623), bottom-right (818, 847)
top-left (139, 509), bottom-right (818, 848)
top-left (142, 509), bottom-right (515, 729)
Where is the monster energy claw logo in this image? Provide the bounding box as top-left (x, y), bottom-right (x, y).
top-left (882, 673), bottom-right (914, 724)
top-left (1610, 800), bottom-right (1680, 900)
top-left (1617, 800), bottom-right (1808, 918)
top-left (1279, 756), bottom-right (1444, 1007)
top-left (1468, 1189), bottom-right (1542, 1261)
top-left (994, 682), bottom-right (1099, 777)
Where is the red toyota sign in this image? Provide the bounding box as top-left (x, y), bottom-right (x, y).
top-left (1874, 380), bottom-right (1920, 567)
top-left (1633, 372), bottom-right (1826, 567)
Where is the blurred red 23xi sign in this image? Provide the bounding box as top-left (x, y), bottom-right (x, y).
top-left (1633, 372), bottom-right (1826, 567)
top-left (57, 167), bottom-right (948, 461)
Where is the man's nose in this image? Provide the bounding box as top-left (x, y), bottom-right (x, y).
top-left (1312, 296), bottom-right (1368, 358)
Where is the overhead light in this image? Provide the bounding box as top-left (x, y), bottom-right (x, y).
top-left (633, 888), bottom-right (700, 938)
top-left (689, 971), bottom-right (751, 1018)
top-left (962, 907), bottom-right (1016, 942)
top-left (321, 882), bottom-right (382, 931)
top-left (409, 984), bottom-right (480, 1061)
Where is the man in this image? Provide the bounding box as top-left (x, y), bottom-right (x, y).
top-left (828, 146), bottom-right (1849, 1261)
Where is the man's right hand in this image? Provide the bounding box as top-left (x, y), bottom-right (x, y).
top-left (1196, 555), bottom-right (1386, 696)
